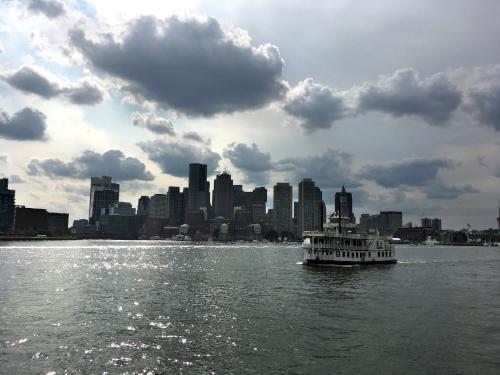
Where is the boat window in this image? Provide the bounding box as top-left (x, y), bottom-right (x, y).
top-left (342, 251), bottom-right (345, 257)
top-left (368, 251), bottom-right (371, 257)
top-left (389, 251), bottom-right (392, 257)
top-left (336, 251), bottom-right (340, 256)
top-left (377, 251), bottom-right (380, 257)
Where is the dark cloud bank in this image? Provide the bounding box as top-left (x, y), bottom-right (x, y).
top-left (0, 107), bottom-right (47, 141)
top-left (2, 66), bottom-right (104, 105)
top-left (27, 150), bottom-right (154, 181)
top-left (138, 140), bottom-right (221, 177)
top-left (70, 15), bottom-right (286, 116)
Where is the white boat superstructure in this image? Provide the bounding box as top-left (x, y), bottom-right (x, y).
top-left (302, 219), bottom-right (396, 265)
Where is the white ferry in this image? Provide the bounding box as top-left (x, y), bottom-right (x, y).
top-left (302, 216), bottom-right (396, 265)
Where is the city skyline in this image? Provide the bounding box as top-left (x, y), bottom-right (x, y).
top-left (1, 1), bottom-right (500, 229)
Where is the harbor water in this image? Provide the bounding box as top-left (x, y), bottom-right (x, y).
top-left (1, 241), bottom-right (500, 374)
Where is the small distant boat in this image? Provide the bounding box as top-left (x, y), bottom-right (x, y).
top-left (422, 236), bottom-right (439, 246)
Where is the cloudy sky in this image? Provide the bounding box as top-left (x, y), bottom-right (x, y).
top-left (1, 0), bottom-right (499, 229)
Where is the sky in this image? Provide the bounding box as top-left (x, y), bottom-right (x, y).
top-left (1, 0), bottom-right (499, 230)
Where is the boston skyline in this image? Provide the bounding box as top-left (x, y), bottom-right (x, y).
top-left (1, 1), bottom-right (500, 229)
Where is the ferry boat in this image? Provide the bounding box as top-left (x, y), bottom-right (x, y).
top-left (302, 215), bottom-right (396, 265)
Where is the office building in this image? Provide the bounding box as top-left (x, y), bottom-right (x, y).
top-left (335, 185), bottom-right (355, 224)
top-left (273, 183), bottom-right (293, 235)
top-left (0, 178), bottom-right (16, 232)
top-left (432, 218), bottom-right (442, 232)
top-left (150, 194), bottom-right (168, 218)
top-left (15, 206), bottom-right (68, 233)
top-left (252, 187), bottom-right (267, 205)
top-left (298, 178), bottom-right (315, 236)
top-left (379, 211), bottom-right (403, 235)
top-left (233, 187), bottom-right (253, 209)
top-left (187, 163), bottom-right (210, 212)
top-left (213, 172), bottom-right (234, 219)
top-left (108, 202), bottom-right (136, 216)
top-left (137, 196), bottom-right (150, 216)
top-left (89, 176), bottom-right (119, 225)
top-left (421, 217), bottom-right (433, 228)
top-left (314, 186), bottom-right (326, 231)
top-left (167, 186), bottom-right (184, 225)
top-left (251, 203), bottom-right (266, 223)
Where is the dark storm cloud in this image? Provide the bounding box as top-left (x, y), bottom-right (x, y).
top-left (223, 143), bottom-right (273, 185)
top-left (275, 148), bottom-right (360, 189)
top-left (0, 107), bottom-right (47, 141)
top-left (462, 66), bottom-right (500, 131)
top-left (283, 78), bottom-right (350, 133)
top-left (423, 183), bottom-right (479, 200)
top-left (357, 68), bottom-right (462, 125)
top-left (2, 66), bottom-right (105, 105)
top-left (132, 112), bottom-right (175, 135)
top-left (27, 150), bottom-right (154, 181)
top-left (138, 140), bottom-right (221, 177)
top-left (27, 0), bottom-right (66, 18)
top-left (358, 158), bottom-right (456, 188)
top-left (70, 15), bottom-right (286, 116)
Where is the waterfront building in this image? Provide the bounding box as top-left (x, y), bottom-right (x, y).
top-left (167, 187), bottom-right (184, 225)
top-left (213, 172), bottom-right (234, 219)
top-left (335, 185), bottom-right (355, 224)
top-left (380, 211), bottom-right (403, 235)
top-left (89, 176), bottom-right (119, 225)
top-left (15, 206), bottom-right (68, 234)
top-left (0, 178), bottom-right (16, 232)
top-left (421, 217), bottom-right (433, 228)
top-left (150, 194), bottom-right (168, 218)
top-left (432, 218), bottom-right (442, 231)
top-left (273, 183), bottom-right (293, 235)
top-left (137, 196), bottom-right (150, 216)
top-left (298, 178), bottom-right (315, 236)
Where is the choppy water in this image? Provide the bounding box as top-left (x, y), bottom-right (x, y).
top-left (1, 241), bottom-right (500, 374)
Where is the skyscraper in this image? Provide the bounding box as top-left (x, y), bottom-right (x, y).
top-left (167, 186), bottom-right (184, 225)
top-left (89, 176), bottom-right (119, 225)
top-left (273, 183), bottom-right (293, 235)
top-left (335, 186), bottom-right (354, 224)
top-left (213, 172), bottom-right (233, 219)
top-left (0, 178), bottom-right (16, 232)
top-left (187, 163), bottom-right (209, 212)
top-left (314, 186), bottom-right (326, 231)
top-left (252, 187), bottom-right (267, 205)
top-left (150, 194), bottom-right (168, 218)
top-left (137, 196), bottom-right (150, 216)
top-left (298, 178), bottom-right (315, 236)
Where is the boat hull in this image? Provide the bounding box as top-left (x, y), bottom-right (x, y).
top-left (303, 258), bottom-right (397, 265)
